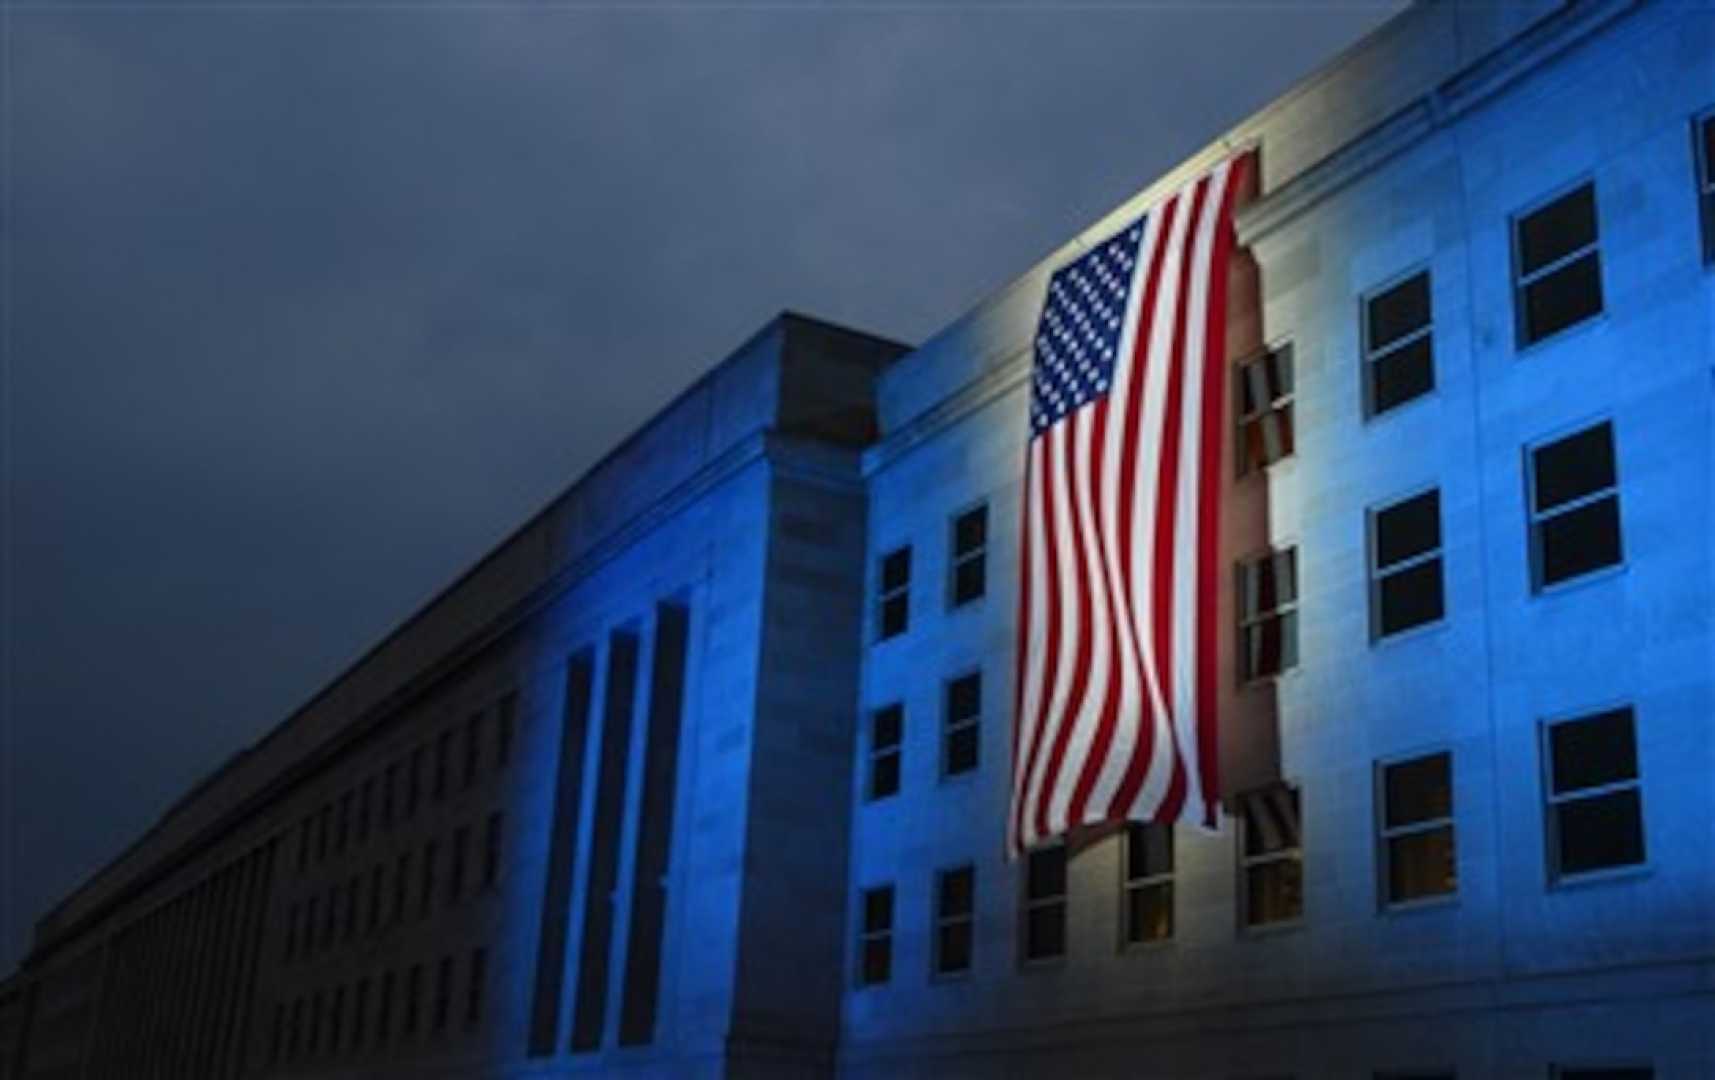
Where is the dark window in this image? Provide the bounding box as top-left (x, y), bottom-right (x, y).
top-left (1238, 548), bottom-right (1298, 681)
top-left (868, 704), bottom-right (903, 801)
top-left (323, 884), bottom-right (337, 948)
top-left (448, 826), bottom-right (468, 904)
top-left (283, 903), bottom-right (298, 961)
top-left (1237, 344), bottom-right (1294, 473)
top-left (1530, 422), bottom-right (1621, 589)
top-left (467, 947), bottom-right (488, 1028)
top-left (358, 778), bottom-right (374, 843)
top-left (464, 713), bottom-right (482, 790)
top-left (1699, 111), bottom-right (1715, 264)
top-left (433, 955), bottom-right (452, 1033)
top-left (393, 853), bottom-right (411, 924)
top-left (1514, 182), bottom-right (1603, 346)
top-left (1022, 844), bottom-right (1067, 961)
top-left (298, 818), bottom-right (310, 872)
top-left (434, 730), bottom-right (452, 801)
top-left (376, 971), bottom-right (395, 1046)
top-left (1371, 489), bottom-right (1444, 638)
top-left (328, 984), bottom-right (344, 1056)
top-left (368, 864), bottom-right (384, 932)
top-left (318, 804), bottom-right (331, 862)
top-left (1123, 822), bottom-right (1174, 944)
top-left (344, 875), bottom-right (359, 941)
top-left (288, 997), bottom-right (304, 1061)
top-left (933, 866), bottom-right (976, 976)
top-left (337, 792), bottom-right (352, 853)
top-left (1379, 752), bottom-right (1456, 905)
top-left (352, 978), bottom-right (369, 1051)
top-left (308, 990), bottom-right (323, 1058)
top-left (269, 1003), bottom-right (284, 1063)
top-left (383, 763), bottom-right (398, 829)
top-left (1364, 270), bottom-right (1434, 415)
top-left (877, 546), bottom-right (911, 640)
top-left (943, 672), bottom-right (981, 777)
top-left (496, 692), bottom-right (517, 768)
top-left (403, 964), bottom-right (422, 1036)
top-left (1240, 785), bottom-right (1303, 928)
top-left (420, 841), bottom-right (437, 920)
top-left (483, 812), bottom-right (503, 888)
top-left (407, 747), bottom-right (423, 818)
top-left (303, 898), bottom-right (317, 958)
top-left (1546, 707), bottom-right (1644, 880)
top-left (528, 655), bottom-right (594, 1057)
top-left (949, 504), bottom-right (988, 607)
top-left (857, 885), bottom-right (894, 986)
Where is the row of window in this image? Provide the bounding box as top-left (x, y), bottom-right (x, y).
top-left (282, 813), bottom-right (504, 963)
top-left (1239, 417), bottom-right (1623, 681)
top-left (293, 693), bottom-right (515, 877)
top-left (876, 502), bottom-right (988, 641)
top-left (865, 671), bottom-right (984, 799)
top-left (267, 948), bottom-right (488, 1068)
top-left (858, 704), bottom-right (1643, 983)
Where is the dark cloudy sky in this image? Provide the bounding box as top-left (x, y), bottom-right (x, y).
top-left (2, 1), bottom-right (1403, 974)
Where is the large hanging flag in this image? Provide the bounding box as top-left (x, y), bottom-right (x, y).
top-left (1010, 153), bottom-right (1251, 856)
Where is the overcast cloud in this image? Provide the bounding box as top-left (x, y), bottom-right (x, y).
top-left (2, 1), bottom-right (1403, 973)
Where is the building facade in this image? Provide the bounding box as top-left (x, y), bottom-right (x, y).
top-left (5, 1), bottom-right (1714, 1077)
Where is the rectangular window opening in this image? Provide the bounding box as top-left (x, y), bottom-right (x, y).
top-left (1022, 844), bottom-right (1067, 962)
top-left (1240, 784), bottom-right (1303, 928)
top-left (934, 866), bottom-right (975, 976)
top-left (877, 546), bottom-right (912, 640)
top-left (1529, 422), bottom-right (1621, 590)
top-left (1371, 489), bottom-right (1444, 639)
top-left (1237, 344), bottom-right (1294, 473)
top-left (949, 504), bottom-right (988, 608)
top-left (1123, 822), bottom-right (1174, 944)
top-left (1379, 752), bottom-right (1456, 906)
top-left (1545, 707), bottom-right (1644, 881)
top-left (1238, 547), bottom-right (1298, 681)
top-left (943, 672), bottom-right (982, 777)
top-left (1364, 270), bottom-right (1434, 416)
top-left (1514, 182), bottom-right (1603, 346)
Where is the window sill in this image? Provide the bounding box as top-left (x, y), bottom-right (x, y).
top-left (1364, 386), bottom-right (1441, 427)
top-left (1515, 310), bottom-right (1608, 358)
top-left (1119, 935), bottom-right (1175, 955)
top-left (1532, 560), bottom-right (1627, 601)
top-left (1370, 616), bottom-right (1449, 651)
top-left (1549, 861), bottom-right (1651, 892)
top-left (929, 968), bottom-right (972, 984)
top-left (1018, 954), bottom-right (1068, 972)
top-left (1239, 918), bottom-right (1304, 939)
top-left (1381, 893), bottom-right (1458, 917)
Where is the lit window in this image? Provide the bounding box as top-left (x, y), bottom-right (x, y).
top-left (867, 704), bottom-right (903, 801)
top-left (1122, 822), bottom-right (1173, 944)
top-left (1697, 110), bottom-right (1714, 264)
top-left (1239, 785), bottom-right (1302, 928)
top-left (943, 672), bottom-right (981, 777)
top-left (877, 546), bottom-right (911, 640)
top-left (1513, 182), bottom-right (1603, 346)
top-left (1237, 344), bottom-right (1294, 473)
top-left (1529, 422), bottom-right (1621, 590)
top-left (1238, 548), bottom-right (1298, 681)
top-left (933, 866), bottom-right (975, 976)
top-left (949, 504), bottom-right (988, 607)
top-left (856, 885), bottom-right (893, 987)
top-left (1378, 752), bottom-right (1456, 906)
top-left (1022, 844), bottom-right (1067, 961)
top-left (1370, 489), bottom-right (1444, 638)
top-left (1545, 707), bottom-right (1644, 881)
top-left (1364, 270), bottom-right (1434, 416)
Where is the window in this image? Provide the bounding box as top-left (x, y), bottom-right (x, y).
top-left (1237, 343), bottom-right (1294, 473)
top-left (877, 546), bottom-right (911, 640)
top-left (1364, 269), bottom-right (1434, 415)
top-left (948, 504), bottom-right (988, 607)
top-left (1370, 489), bottom-right (1443, 638)
top-left (351, 978), bottom-right (369, 1051)
top-left (496, 692), bottom-right (517, 768)
top-left (297, 818), bottom-right (310, 872)
top-left (933, 866), bottom-right (975, 977)
top-left (448, 826), bottom-right (468, 904)
top-left (1122, 822), bottom-right (1173, 944)
top-left (867, 704), bottom-right (903, 801)
top-left (383, 763), bottom-right (398, 829)
top-left (283, 903), bottom-right (298, 961)
top-left (344, 875), bottom-right (359, 940)
top-left (337, 792), bottom-right (352, 853)
top-left (407, 747), bottom-right (423, 818)
top-left (1022, 844), bottom-right (1067, 961)
top-left (308, 990), bottom-right (323, 1057)
top-left (318, 804), bottom-right (331, 862)
top-left (856, 885), bottom-right (893, 987)
top-left (376, 971), bottom-right (395, 1046)
top-left (433, 955), bottom-right (452, 1033)
top-left (464, 714), bottom-right (481, 790)
top-left (1699, 110), bottom-right (1715, 263)
top-left (483, 812), bottom-right (503, 888)
top-left (1238, 548), bottom-right (1298, 681)
top-left (403, 964), bottom-right (422, 1036)
top-left (420, 840), bottom-right (438, 920)
top-left (1514, 182), bottom-right (1603, 346)
top-left (1529, 422), bottom-right (1621, 590)
top-left (434, 730), bottom-right (452, 800)
top-left (303, 898), bottom-right (318, 958)
top-left (288, 998), bottom-right (304, 1062)
top-left (943, 672), bottom-right (981, 777)
top-left (358, 778), bottom-right (374, 844)
top-left (1239, 784), bottom-right (1303, 928)
top-left (368, 864), bottom-right (384, 933)
top-left (1379, 752), bottom-right (1456, 906)
top-left (466, 947), bottom-right (487, 1028)
top-left (393, 852), bottom-right (411, 924)
top-left (328, 984), bottom-right (344, 1056)
top-left (1545, 707), bottom-right (1644, 881)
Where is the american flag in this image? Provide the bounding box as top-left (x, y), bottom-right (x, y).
top-left (1010, 154), bottom-right (1250, 855)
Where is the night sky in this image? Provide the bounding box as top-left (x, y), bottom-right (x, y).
top-left (3, 2), bottom-right (1403, 974)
